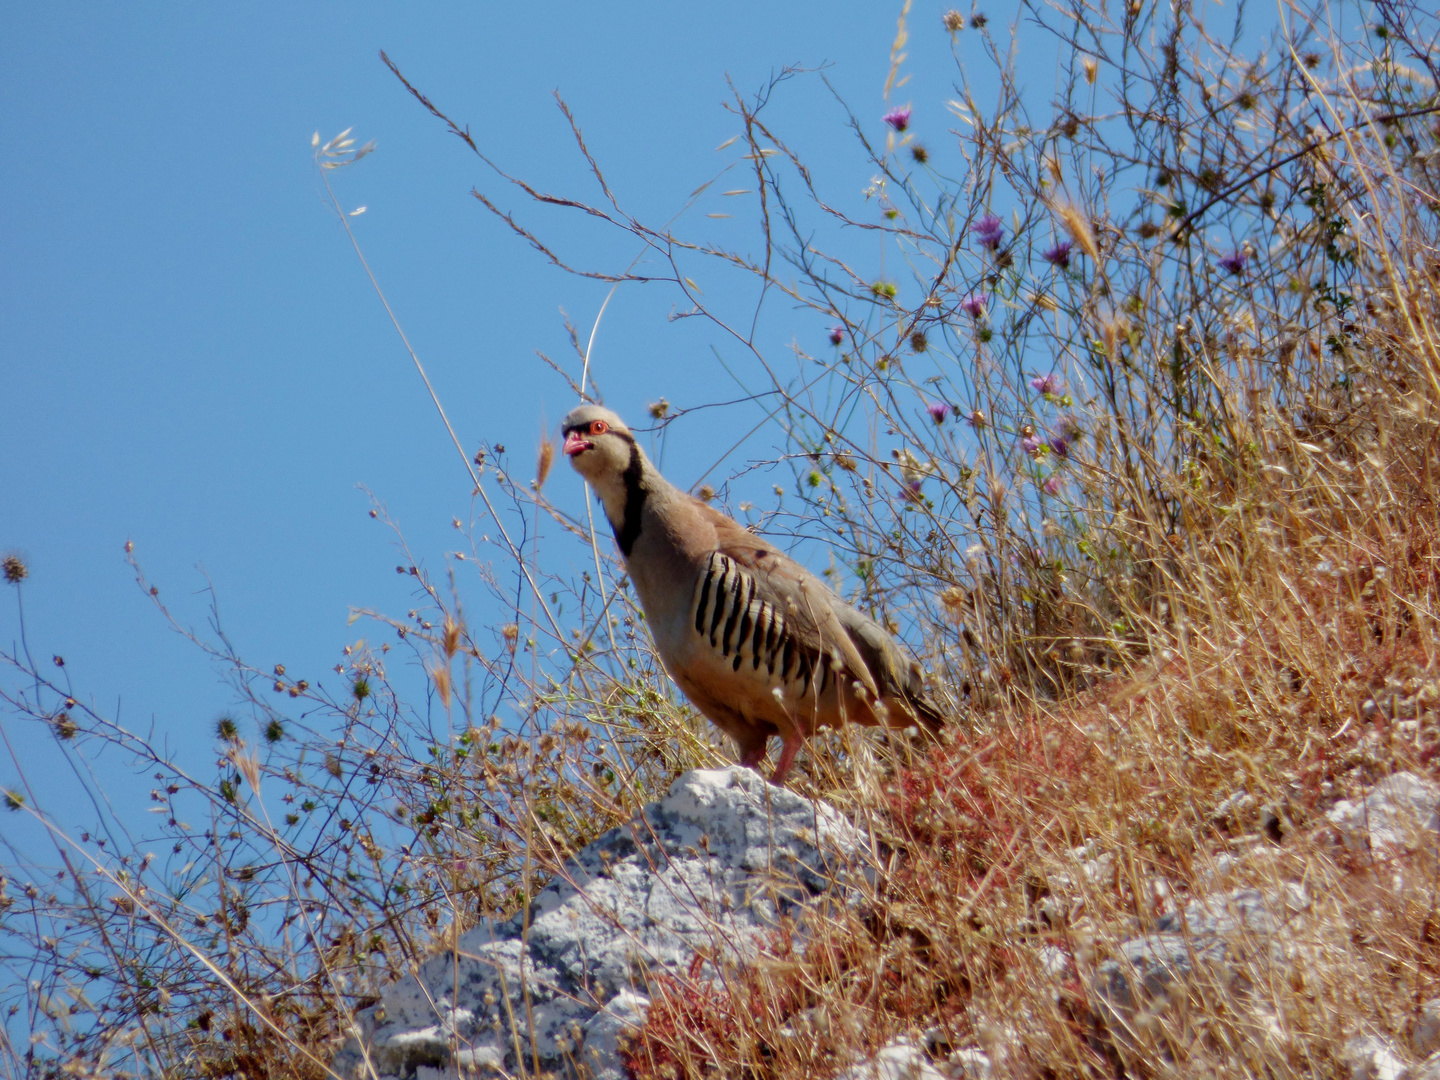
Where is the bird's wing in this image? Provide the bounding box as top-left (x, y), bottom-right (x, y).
top-left (698, 503), bottom-right (881, 700)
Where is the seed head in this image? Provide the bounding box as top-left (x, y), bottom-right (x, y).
top-left (2, 555), bottom-right (26, 584)
top-left (943, 9), bottom-right (966, 31)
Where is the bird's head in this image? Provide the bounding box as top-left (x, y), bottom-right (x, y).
top-left (561, 404), bottom-right (636, 488)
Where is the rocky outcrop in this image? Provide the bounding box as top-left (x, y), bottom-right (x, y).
top-left (332, 767), bottom-right (862, 1079)
top-left (335, 764), bottom-right (1440, 1080)
top-left (1328, 771), bottom-right (1440, 857)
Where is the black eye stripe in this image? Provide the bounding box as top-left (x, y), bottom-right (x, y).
top-left (562, 422), bottom-right (635, 443)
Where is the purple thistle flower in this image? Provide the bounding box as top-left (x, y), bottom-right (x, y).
top-left (1029, 373), bottom-right (1060, 397)
top-left (902, 478), bottom-right (925, 502)
top-left (829, 325), bottom-right (846, 346)
top-left (1041, 241), bottom-right (1073, 270)
top-left (883, 106), bottom-right (913, 132)
top-left (1021, 435), bottom-right (1043, 456)
top-left (960, 294), bottom-right (987, 319)
top-left (927, 401), bottom-right (950, 424)
top-left (972, 214), bottom-right (1004, 250)
top-left (1048, 434), bottom-right (1071, 459)
top-left (1218, 249), bottom-right (1248, 275)
top-left (1043, 475), bottom-right (1062, 496)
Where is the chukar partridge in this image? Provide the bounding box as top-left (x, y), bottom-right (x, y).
top-left (562, 404), bottom-right (944, 784)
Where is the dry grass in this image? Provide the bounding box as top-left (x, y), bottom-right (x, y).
top-left (4, 0), bottom-right (1440, 1076)
top-left (620, 404), bottom-right (1440, 1078)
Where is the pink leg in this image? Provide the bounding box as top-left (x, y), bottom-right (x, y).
top-left (769, 735), bottom-right (803, 786)
top-left (737, 735), bottom-right (770, 771)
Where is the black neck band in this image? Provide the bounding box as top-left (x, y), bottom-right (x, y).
top-left (615, 443), bottom-right (647, 556)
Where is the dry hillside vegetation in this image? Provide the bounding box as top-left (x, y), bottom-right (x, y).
top-left (3, 0), bottom-right (1440, 1077)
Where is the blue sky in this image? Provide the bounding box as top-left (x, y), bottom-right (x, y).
top-left (1, 4), bottom-right (1009, 834)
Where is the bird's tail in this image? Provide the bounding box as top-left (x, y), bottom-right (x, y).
top-left (905, 688), bottom-right (947, 735)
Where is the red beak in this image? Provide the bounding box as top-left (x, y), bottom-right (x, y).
top-left (563, 431), bottom-right (592, 457)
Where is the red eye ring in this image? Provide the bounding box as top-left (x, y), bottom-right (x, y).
top-left (590, 420), bottom-right (609, 435)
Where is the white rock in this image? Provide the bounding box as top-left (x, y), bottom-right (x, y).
top-left (451, 1043), bottom-right (504, 1071)
top-left (1414, 1000), bottom-right (1440, 1058)
top-left (1342, 1034), bottom-right (1412, 1080)
top-left (946, 1046), bottom-right (994, 1078)
top-left (1038, 945), bottom-right (1073, 979)
top-left (333, 767), bottom-right (862, 1079)
top-left (579, 991), bottom-right (650, 1080)
top-left (1157, 883), bottom-right (1309, 940)
top-left (1094, 883), bottom-right (1312, 1041)
top-left (1329, 772), bottom-right (1440, 856)
top-left (834, 1036), bottom-right (947, 1080)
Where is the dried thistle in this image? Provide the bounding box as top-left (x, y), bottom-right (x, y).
top-left (229, 746), bottom-right (262, 793)
top-left (431, 662), bottom-right (452, 709)
top-left (1054, 201), bottom-right (1100, 262)
top-left (1097, 309), bottom-right (1133, 356)
top-left (2, 554), bottom-right (26, 584)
